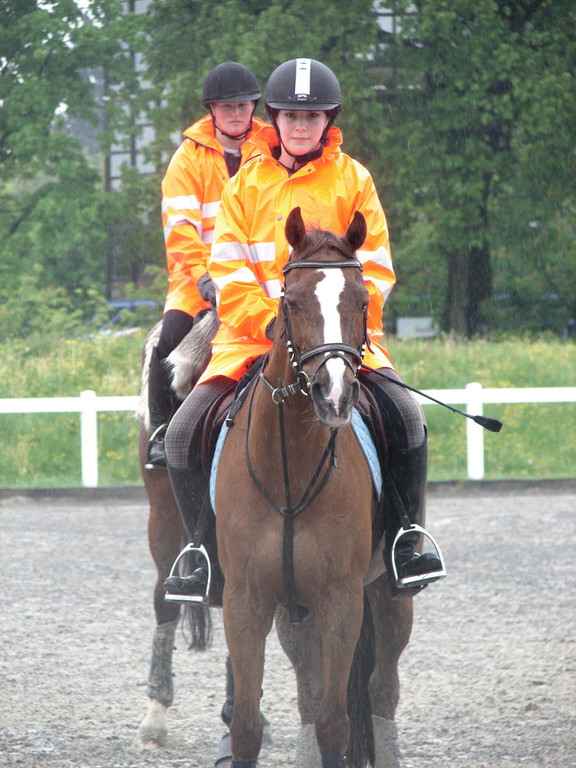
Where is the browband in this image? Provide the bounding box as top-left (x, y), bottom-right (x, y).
top-left (283, 258), bottom-right (362, 275)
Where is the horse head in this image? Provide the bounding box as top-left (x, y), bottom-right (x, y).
top-left (281, 206), bottom-right (369, 428)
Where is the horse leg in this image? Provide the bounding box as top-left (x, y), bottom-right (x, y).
top-left (314, 587), bottom-right (365, 766)
top-left (138, 427), bottom-right (183, 749)
top-left (365, 574), bottom-right (413, 768)
top-left (277, 585), bottom-right (365, 768)
top-left (223, 591), bottom-right (276, 765)
top-left (275, 606), bottom-right (324, 768)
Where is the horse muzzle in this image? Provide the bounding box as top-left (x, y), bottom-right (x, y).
top-left (310, 369), bottom-right (360, 427)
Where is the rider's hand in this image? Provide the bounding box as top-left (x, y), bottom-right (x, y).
top-left (198, 273), bottom-right (216, 309)
top-left (265, 317), bottom-right (276, 340)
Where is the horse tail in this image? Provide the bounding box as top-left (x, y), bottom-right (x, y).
top-left (182, 604), bottom-right (213, 651)
top-left (347, 592), bottom-right (376, 768)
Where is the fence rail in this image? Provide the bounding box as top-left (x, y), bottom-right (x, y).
top-left (2, 384), bottom-right (575, 487)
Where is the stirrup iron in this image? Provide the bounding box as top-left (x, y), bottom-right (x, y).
top-left (144, 423), bottom-right (168, 471)
top-left (164, 543), bottom-right (212, 605)
top-left (391, 524), bottom-right (446, 589)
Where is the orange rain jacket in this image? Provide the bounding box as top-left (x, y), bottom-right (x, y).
top-left (199, 124), bottom-right (396, 384)
top-left (161, 114), bottom-right (270, 318)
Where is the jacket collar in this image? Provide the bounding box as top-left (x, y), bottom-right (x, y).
top-left (248, 124), bottom-right (343, 163)
top-left (183, 114), bottom-right (221, 149)
top-left (183, 114), bottom-right (270, 155)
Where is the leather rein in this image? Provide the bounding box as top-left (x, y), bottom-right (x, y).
top-left (243, 256), bottom-right (368, 621)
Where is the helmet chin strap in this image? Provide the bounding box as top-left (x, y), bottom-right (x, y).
top-left (279, 137), bottom-right (324, 172)
top-left (271, 111), bottom-right (337, 171)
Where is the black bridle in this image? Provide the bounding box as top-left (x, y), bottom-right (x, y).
top-left (245, 255), bottom-right (368, 622)
top-left (264, 257), bottom-right (369, 403)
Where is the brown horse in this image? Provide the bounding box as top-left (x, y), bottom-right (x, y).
top-left (136, 312), bottom-right (220, 749)
top-left (214, 207), bottom-right (414, 768)
top-left (135, 309), bottom-right (276, 758)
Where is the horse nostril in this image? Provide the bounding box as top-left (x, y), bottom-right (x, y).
top-left (340, 378), bottom-right (360, 413)
top-left (310, 379), bottom-right (326, 401)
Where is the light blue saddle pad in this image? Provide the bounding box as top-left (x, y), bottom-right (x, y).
top-left (209, 408), bottom-right (381, 511)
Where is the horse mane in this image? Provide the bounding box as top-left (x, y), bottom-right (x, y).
top-left (292, 226), bottom-right (358, 263)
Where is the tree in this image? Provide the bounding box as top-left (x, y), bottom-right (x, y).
top-left (0, 0), bottom-right (154, 319)
top-left (378, 0), bottom-right (576, 336)
top-left (141, 0), bottom-right (384, 148)
top-left (2, 0), bottom-right (574, 339)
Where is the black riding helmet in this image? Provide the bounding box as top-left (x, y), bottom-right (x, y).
top-left (264, 58), bottom-right (342, 165)
top-left (202, 61), bottom-right (261, 141)
top-left (265, 58), bottom-right (341, 112)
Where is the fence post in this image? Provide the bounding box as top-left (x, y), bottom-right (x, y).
top-left (80, 390), bottom-right (98, 488)
top-left (465, 382), bottom-right (484, 480)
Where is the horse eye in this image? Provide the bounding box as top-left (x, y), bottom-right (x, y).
top-left (286, 299), bottom-right (299, 313)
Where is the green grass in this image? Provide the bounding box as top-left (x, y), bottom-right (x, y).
top-left (1, 334), bottom-right (144, 489)
top-left (385, 336), bottom-right (576, 481)
top-left (1, 333), bottom-right (574, 487)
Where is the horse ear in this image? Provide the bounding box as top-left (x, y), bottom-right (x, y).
top-left (344, 212), bottom-right (367, 253)
top-left (285, 207), bottom-right (307, 251)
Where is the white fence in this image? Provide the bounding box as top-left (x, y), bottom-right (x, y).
top-left (2, 384), bottom-right (575, 487)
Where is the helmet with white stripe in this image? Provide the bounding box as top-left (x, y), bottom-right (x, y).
top-left (264, 58), bottom-right (341, 114)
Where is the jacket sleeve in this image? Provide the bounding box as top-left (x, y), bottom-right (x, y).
top-left (350, 167), bottom-right (396, 347)
top-left (209, 178), bottom-right (278, 343)
top-left (161, 142), bottom-right (212, 315)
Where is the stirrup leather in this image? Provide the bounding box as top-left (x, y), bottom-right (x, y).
top-left (391, 524), bottom-right (447, 589)
top-left (163, 543), bottom-right (212, 605)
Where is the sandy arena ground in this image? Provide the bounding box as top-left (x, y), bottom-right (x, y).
top-left (1, 480), bottom-right (575, 767)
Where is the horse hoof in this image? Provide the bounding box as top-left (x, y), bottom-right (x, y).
top-left (295, 724), bottom-right (321, 768)
top-left (138, 699), bottom-right (168, 749)
top-left (215, 725), bottom-right (273, 765)
top-left (372, 716), bottom-right (401, 768)
top-left (138, 736), bottom-right (163, 752)
top-left (262, 723), bottom-right (274, 748)
top-left (215, 732), bottom-right (232, 766)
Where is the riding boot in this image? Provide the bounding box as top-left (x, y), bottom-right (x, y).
top-left (385, 437), bottom-right (445, 597)
top-left (145, 347), bottom-right (177, 471)
top-left (163, 464), bottom-right (223, 604)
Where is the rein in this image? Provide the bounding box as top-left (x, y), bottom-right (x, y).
top-left (244, 375), bottom-right (340, 520)
top-left (245, 374), bottom-right (338, 624)
top-left (244, 255), bottom-right (366, 622)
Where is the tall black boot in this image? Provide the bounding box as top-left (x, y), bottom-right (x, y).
top-left (163, 465), bottom-right (223, 604)
top-left (385, 437), bottom-right (445, 596)
top-left (145, 347), bottom-right (177, 471)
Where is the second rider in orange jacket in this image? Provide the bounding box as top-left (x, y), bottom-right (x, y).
top-left (145, 61), bottom-right (269, 470)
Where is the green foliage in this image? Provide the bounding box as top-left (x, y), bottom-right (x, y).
top-left (0, 0), bottom-right (162, 320)
top-left (0, 333), bottom-right (144, 487)
top-left (0, 264), bottom-right (107, 347)
top-left (143, 0), bottom-right (383, 146)
top-left (377, 0), bottom-right (576, 337)
top-left (1, 0), bottom-right (575, 345)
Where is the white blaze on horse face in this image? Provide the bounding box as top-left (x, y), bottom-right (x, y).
top-left (315, 269), bottom-right (347, 412)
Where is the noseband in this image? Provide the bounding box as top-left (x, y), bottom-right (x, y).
top-left (262, 258), bottom-right (367, 403)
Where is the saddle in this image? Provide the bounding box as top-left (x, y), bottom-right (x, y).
top-left (200, 385), bottom-right (236, 475)
top-left (355, 383), bottom-right (390, 557)
top-left (200, 355), bottom-right (268, 475)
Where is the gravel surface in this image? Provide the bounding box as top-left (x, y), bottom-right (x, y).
top-left (1, 482), bottom-right (575, 768)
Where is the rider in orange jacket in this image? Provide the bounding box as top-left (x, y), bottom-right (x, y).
top-left (145, 61), bottom-right (269, 469)
top-left (196, 121), bottom-right (395, 384)
top-left (163, 59), bottom-right (444, 601)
